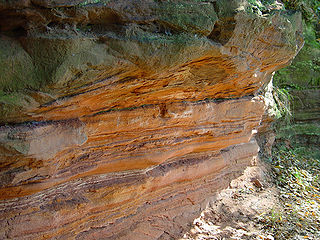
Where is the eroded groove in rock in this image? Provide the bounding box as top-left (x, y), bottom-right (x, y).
top-left (0, 1), bottom-right (303, 239)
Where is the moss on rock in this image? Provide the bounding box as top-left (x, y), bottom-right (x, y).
top-left (0, 37), bottom-right (37, 92)
top-left (156, 1), bottom-right (217, 36)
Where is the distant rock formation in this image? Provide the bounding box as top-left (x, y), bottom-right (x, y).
top-left (0, 1), bottom-right (302, 239)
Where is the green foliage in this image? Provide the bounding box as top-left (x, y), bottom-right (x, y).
top-left (246, 0), bottom-right (285, 15)
top-left (274, 55), bottom-right (320, 89)
top-left (272, 87), bottom-right (292, 122)
top-left (273, 20), bottom-right (320, 90)
top-left (279, 123), bottom-right (320, 138)
top-left (282, 0), bottom-right (320, 23)
top-left (260, 144), bottom-right (320, 239)
top-left (262, 207), bottom-right (284, 226)
top-left (273, 0), bottom-right (320, 90)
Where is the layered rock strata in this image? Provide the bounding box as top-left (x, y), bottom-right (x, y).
top-left (277, 89), bottom-right (320, 149)
top-left (0, 1), bottom-right (302, 239)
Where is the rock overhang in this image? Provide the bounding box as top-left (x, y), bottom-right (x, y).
top-left (0, 1), bottom-right (303, 239)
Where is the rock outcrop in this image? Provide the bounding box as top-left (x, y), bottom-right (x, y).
top-left (271, 2), bottom-right (319, 159)
top-left (0, 1), bottom-right (302, 239)
top-left (276, 89), bottom-right (320, 151)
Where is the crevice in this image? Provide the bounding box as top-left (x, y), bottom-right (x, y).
top-left (0, 10), bottom-right (28, 36)
top-left (208, 17), bottom-right (236, 45)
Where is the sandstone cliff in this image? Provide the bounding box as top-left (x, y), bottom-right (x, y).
top-left (0, 1), bottom-right (303, 239)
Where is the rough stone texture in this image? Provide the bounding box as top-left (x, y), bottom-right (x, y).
top-left (270, 3), bottom-right (319, 157)
top-left (0, 1), bottom-right (302, 239)
top-left (277, 89), bottom-right (320, 149)
top-left (291, 89), bottom-right (320, 123)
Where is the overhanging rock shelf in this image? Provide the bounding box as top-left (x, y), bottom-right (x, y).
top-left (0, 1), bottom-right (302, 239)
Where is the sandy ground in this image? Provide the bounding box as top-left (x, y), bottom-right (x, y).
top-left (180, 160), bottom-right (279, 240)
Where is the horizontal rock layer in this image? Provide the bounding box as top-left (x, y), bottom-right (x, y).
top-left (0, 1), bottom-right (303, 123)
top-left (1, 98), bottom-right (263, 239)
top-left (0, 1), bottom-right (303, 239)
top-left (276, 89), bottom-right (320, 150)
top-left (291, 89), bottom-right (320, 123)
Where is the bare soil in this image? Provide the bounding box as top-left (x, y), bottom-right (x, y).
top-left (181, 160), bottom-right (279, 240)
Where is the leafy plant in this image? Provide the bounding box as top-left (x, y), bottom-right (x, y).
top-left (260, 144), bottom-right (320, 239)
top-left (272, 87), bottom-right (292, 122)
top-left (282, 0), bottom-right (320, 23)
top-left (273, 1), bottom-right (320, 90)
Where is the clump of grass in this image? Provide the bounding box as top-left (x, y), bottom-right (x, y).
top-left (260, 144), bottom-right (320, 239)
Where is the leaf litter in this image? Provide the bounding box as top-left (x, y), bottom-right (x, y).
top-left (181, 144), bottom-right (320, 240)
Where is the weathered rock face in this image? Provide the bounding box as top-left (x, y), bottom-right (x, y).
top-left (270, 0), bottom-right (319, 158)
top-left (291, 89), bottom-right (320, 123)
top-left (276, 89), bottom-right (320, 152)
top-left (0, 1), bottom-right (302, 239)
